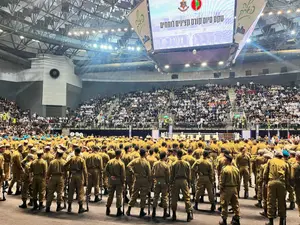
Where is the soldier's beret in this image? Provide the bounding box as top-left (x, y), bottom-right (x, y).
top-left (263, 153), bottom-right (273, 159)
top-left (57, 149), bottom-right (64, 154)
top-left (282, 150), bottom-right (290, 157)
top-left (27, 154), bottom-right (34, 159)
top-left (275, 151), bottom-right (283, 157)
top-left (289, 151), bottom-right (296, 155)
top-left (37, 150), bottom-right (44, 155)
top-left (258, 149), bottom-right (265, 155)
top-left (224, 154), bottom-right (233, 161)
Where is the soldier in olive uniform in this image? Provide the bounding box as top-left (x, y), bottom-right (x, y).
top-left (46, 150), bottom-right (66, 212)
top-left (105, 149), bottom-right (125, 216)
top-left (192, 150), bottom-right (215, 212)
top-left (30, 150), bottom-right (48, 210)
top-left (263, 151), bottom-right (289, 225)
top-left (86, 147), bottom-right (103, 202)
top-left (170, 149), bottom-right (193, 222)
top-left (283, 150), bottom-right (295, 210)
top-left (126, 149), bottom-right (151, 217)
top-left (8, 144), bottom-right (23, 195)
top-left (236, 147), bottom-right (251, 199)
top-left (291, 152), bottom-right (300, 217)
top-left (0, 145), bottom-right (4, 201)
top-left (3, 144), bottom-right (11, 187)
top-left (19, 154), bottom-right (34, 208)
top-left (64, 147), bottom-right (88, 214)
top-left (152, 151), bottom-right (170, 219)
top-left (219, 154), bottom-right (240, 225)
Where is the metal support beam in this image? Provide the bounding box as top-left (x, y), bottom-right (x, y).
top-left (0, 48), bottom-right (31, 68)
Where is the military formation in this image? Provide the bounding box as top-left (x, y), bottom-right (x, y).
top-left (0, 136), bottom-right (300, 225)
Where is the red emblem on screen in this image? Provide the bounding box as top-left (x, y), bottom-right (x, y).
top-left (178, 0), bottom-right (189, 12)
top-left (191, 0), bottom-right (202, 11)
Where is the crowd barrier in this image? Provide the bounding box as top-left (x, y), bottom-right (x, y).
top-left (51, 128), bottom-right (298, 139)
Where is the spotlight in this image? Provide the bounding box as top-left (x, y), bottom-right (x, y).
top-left (80, 31), bottom-right (84, 35)
top-left (100, 45), bottom-right (104, 49)
top-left (269, 12), bottom-right (273, 15)
top-left (86, 31), bottom-right (90, 34)
top-left (287, 10), bottom-right (291, 14)
top-left (291, 30), bottom-right (296, 35)
top-left (108, 45), bottom-right (113, 50)
top-left (261, 13), bottom-right (264, 16)
top-left (98, 30), bottom-right (102, 33)
top-left (93, 44), bottom-right (97, 48)
top-left (246, 38), bottom-right (251, 43)
top-left (277, 11), bottom-right (282, 15)
top-left (118, 28), bottom-right (121, 32)
top-left (131, 27), bottom-right (134, 30)
top-left (92, 30), bottom-right (96, 34)
top-left (0, 29), bottom-right (3, 33)
top-left (74, 32), bottom-right (78, 35)
top-left (115, 47), bottom-right (118, 50)
top-left (111, 29), bottom-right (115, 32)
top-left (20, 36), bottom-right (24, 39)
top-left (297, 9), bottom-right (300, 12)
top-left (185, 64), bottom-right (190, 68)
top-left (68, 32), bottom-right (72, 36)
top-left (124, 28), bottom-right (128, 31)
top-left (201, 62), bottom-right (207, 67)
top-left (164, 65), bottom-right (170, 69)
top-left (218, 61), bottom-right (224, 65)
top-left (136, 47), bottom-right (141, 51)
top-left (104, 29), bottom-right (108, 33)
top-left (103, 45), bottom-right (108, 49)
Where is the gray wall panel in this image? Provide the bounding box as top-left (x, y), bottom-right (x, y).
top-left (15, 81), bottom-right (43, 115)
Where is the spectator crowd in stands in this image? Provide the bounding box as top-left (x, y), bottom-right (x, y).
top-left (0, 84), bottom-right (299, 131)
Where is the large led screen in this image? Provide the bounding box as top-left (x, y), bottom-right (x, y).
top-left (148, 0), bottom-right (236, 50)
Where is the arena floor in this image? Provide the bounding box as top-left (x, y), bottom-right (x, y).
top-left (0, 186), bottom-right (299, 225)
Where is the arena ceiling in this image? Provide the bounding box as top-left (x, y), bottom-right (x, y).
top-left (0, 0), bottom-right (300, 71)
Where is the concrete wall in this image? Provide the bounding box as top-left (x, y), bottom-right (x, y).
top-left (15, 81), bottom-right (44, 115)
top-left (66, 84), bottom-right (81, 109)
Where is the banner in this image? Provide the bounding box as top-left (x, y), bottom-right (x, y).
top-left (127, 0), bottom-right (152, 51)
top-left (235, 0), bottom-right (266, 44)
top-left (233, 0), bottom-right (266, 62)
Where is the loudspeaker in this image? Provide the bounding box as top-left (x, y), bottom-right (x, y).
top-left (171, 74), bottom-right (178, 79)
top-left (245, 70), bottom-right (252, 76)
top-left (262, 69), bottom-right (269, 75)
top-left (281, 66), bottom-right (288, 73)
top-left (214, 72), bottom-right (221, 78)
top-left (50, 69), bottom-right (60, 79)
top-left (229, 72), bottom-right (235, 78)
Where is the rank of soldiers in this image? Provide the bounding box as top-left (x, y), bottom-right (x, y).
top-left (0, 136), bottom-right (300, 225)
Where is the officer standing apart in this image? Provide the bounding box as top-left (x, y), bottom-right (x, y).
top-left (30, 150), bottom-right (48, 210)
top-left (219, 154), bottom-right (240, 225)
top-left (263, 151), bottom-right (289, 225)
top-left (126, 149), bottom-right (151, 218)
top-left (152, 151), bottom-right (170, 219)
top-left (105, 149), bottom-right (125, 216)
top-left (64, 147), bottom-right (88, 214)
top-left (170, 149), bottom-right (193, 222)
top-left (46, 150), bottom-right (66, 212)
